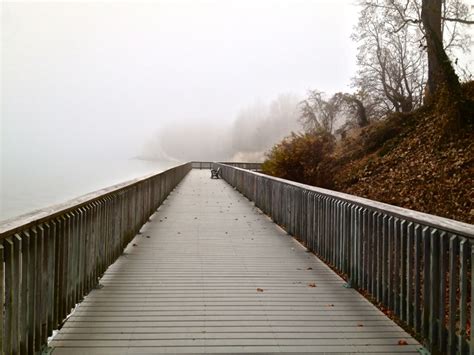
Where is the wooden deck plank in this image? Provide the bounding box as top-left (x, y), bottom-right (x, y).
top-left (50, 170), bottom-right (420, 354)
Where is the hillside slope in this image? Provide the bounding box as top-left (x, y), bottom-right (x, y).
top-left (263, 82), bottom-right (474, 224)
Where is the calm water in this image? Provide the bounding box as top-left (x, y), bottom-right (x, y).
top-left (0, 157), bottom-right (179, 222)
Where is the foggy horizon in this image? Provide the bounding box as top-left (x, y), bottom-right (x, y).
top-left (2, 0), bottom-right (360, 163)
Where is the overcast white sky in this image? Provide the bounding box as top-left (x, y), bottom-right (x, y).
top-left (2, 0), bottom-right (359, 160)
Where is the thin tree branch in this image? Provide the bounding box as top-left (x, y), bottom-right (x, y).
top-left (442, 17), bottom-right (474, 24)
top-left (392, 18), bottom-right (421, 33)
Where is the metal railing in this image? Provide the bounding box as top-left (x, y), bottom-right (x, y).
top-left (0, 163), bottom-right (191, 355)
top-left (191, 161), bottom-right (213, 169)
top-left (219, 162), bottom-right (262, 171)
top-left (216, 163), bottom-right (474, 355)
top-left (191, 161), bottom-right (262, 171)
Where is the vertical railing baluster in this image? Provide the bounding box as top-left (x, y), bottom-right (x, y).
top-left (35, 225), bottom-right (44, 352)
top-left (413, 224), bottom-right (421, 333)
top-left (388, 217), bottom-right (394, 310)
top-left (438, 232), bottom-right (448, 352)
top-left (429, 230), bottom-right (440, 348)
top-left (349, 205), bottom-right (356, 287)
top-left (343, 203), bottom-right (351, 276)
top-left (20, 232), bottom-right (29, 355)
top-left (370, 211), bottom-right (376, 298)
top-left (27, 229), bottom-right (37, 353)
top-left (394, 218), bottom-right (400, 318)
top-left (41, 224), bottom-right (50, 345)
top-left (376, 213), bottom-right (383, 302)
top-left (422, 226), bottom-right (431, 339)
top-left (59, 215), bottom-right (68, 321)
top-left (12, 235), bottom-right (22, 355)
top-left (46, 221), bottom-right (56, 337)
top-left (53, 218), bottom-right (61, 328)
top-left (76, 208), bottom-right (84, 302)
top-left (406, 222), bottom-right (414, 327)
top-left (400, 220), bottom-right (407, 321)
top-left (459, 238), bottom-right (469, 353)
top-left (4, 238), bottom-right (15, 355)
top-left (382, 215), bottom-right (389, 305)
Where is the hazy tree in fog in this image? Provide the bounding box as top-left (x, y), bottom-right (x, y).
top-left (231, 101), bottom-right (268, 153)
top-left (354, 0), bottom-right (473, 117)
top-left (230, 94), bottom-right (301, 160)
top-left (300, 90), bottom-right (378, 139)
top-left (332, 92), bottom-right (372, 128)
top-left (299, 90), bottom-right (341, 134)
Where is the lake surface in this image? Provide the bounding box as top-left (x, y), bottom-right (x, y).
top-left (0, 156), bottom-right (179, 222)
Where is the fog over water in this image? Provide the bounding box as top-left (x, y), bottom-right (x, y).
top-left (1, 0), bottom-right (359, 220)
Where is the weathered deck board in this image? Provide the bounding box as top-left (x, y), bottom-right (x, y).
top-left (50, 170), bottom-right (420, 354)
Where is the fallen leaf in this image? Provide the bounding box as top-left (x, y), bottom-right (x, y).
top-left (398, 340), bottom-right (408, 345)
top-left (357, 324), bottom-right (364, 327)
top-left (308, 283), bottom-right (316, 288)
top-left (306, 267), bottom-right (313, 270)
top-left (256, 288), bottom-right (264, 292)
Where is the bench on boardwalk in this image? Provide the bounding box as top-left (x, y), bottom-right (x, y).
top-left (210, 167), bottom-right (221, 179)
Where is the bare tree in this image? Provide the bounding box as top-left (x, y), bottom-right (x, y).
top-left (353, 1), bottom-right (427, 115)
top-left (299, 90), bottom-right (340, 134)
top-left (333, 92), bottom-right (370, 128)
top-left (354, 0), bottom-right (472, 117)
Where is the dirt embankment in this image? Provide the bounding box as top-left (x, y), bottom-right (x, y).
top-left (331, 84), bottom-right (473, 224)
top-left (264, 82), bottom-right (474, 224)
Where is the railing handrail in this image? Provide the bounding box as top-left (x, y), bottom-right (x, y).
top-left (0, 162), bottom-right (189, 238)
top-left (218, 163), bottom-right (474, 238)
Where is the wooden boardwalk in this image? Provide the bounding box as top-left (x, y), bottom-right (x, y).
top-left (50, 170), bottom-right (420, 354)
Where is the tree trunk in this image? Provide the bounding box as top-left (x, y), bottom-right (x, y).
top-left (354, 99), bottom-right (369, 127)
top-left (421, 0), bottom-right (471, 129)
top-left (421, 0), bottom-right (461, 100)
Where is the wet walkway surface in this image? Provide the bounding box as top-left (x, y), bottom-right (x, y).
top-left (50, 170), bottom-right (420, 354)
